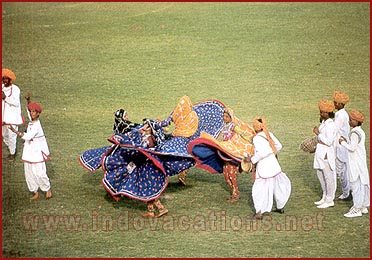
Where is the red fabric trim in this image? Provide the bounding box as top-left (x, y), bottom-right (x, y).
top-left (78, 156), bottom-right (96, 173)
top-left (101, 177), bottom-right (168, 203)
top-left (256, 171), bottom-right (282, 180)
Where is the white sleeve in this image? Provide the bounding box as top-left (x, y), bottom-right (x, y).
top-left (341, 132), bottom-right (359, 152)
top-left (4, 86), bottom-right (20, 107)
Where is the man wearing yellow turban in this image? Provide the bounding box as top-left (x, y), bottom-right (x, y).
top-left (339, 110), bottom-right (370, 217)
top-left (2, 68), bottom-right (24, 161)
top-left (333, 91), bottom-right (351, 200)
top-left (312, 99), bottom-right (337, 209)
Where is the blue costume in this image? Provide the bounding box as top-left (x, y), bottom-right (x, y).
top-left (79, 99), bottom-right (225, 202)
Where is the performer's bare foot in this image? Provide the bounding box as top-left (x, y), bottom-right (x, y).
top-left (46, 189), bottom-right (52, 199)
top-left (30, 192), bottom-right (39, 201)
top-left (142, 211), bottom-right (155, 218)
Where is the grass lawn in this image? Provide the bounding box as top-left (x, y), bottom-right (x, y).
top-left (2, 2), bottom-right (370, 258)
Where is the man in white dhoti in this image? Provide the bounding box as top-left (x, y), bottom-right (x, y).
top-left (243, 116), bottom-right (291, 219)
top-left (333, 91), bottom-right (351, 200)
top-left (2, 68), bottom-right (24, 161)
top-left (9, 101), bottom-right (51, 200)
top-left (339, 110), bottom-right (370, 218)
top-left (313, 100), bottom-right (337, 209)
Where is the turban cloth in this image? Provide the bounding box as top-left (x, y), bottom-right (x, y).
top-left (253, 116), bottom-right (277, 154)
top-left (333, 91), bottom-right (349, 104)
top-left (318, 99), bottom-right (335, 113)
top-left (2, 68), bottom-right (16, 81)
top-left (349, 110), bottom-right (365, 123)
top-left (172, 96), bottom-right (199, 137)
top-left (27, 102), bottom-right (43, 113)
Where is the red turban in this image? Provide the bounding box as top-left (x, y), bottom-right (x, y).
top-left (27, 102), bottom-right (42, 113)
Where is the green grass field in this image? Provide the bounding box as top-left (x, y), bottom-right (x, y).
top-left (2, 2), bottom-right (370, 258)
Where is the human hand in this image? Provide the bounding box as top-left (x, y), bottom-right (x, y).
top-left (313, 126), bottom-right (319, 135)
top-left (243, 152), bottom-right (251, 163)
top-left (8, 125), bottom-right (16, 133)
top-left (25, 92), bottom-right (31, 103)
top-left (339, 136), bottom-right (346, 144)
top-left (2, 91), bottom-right (6, 100)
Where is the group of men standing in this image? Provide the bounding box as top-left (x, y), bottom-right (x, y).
top-left (313, 91), bottom-right (369, 218)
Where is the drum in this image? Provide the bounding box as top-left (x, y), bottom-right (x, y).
top-left (299, 136), bottom-right (318, 153)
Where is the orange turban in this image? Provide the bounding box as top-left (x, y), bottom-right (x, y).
top-left (253, 116), bottom-right (277, 154)
top-left (333, 91), bottom-right (349, 104)
top-left (2, 68), bottom-right (16, 81)
top-left (349, 110), bottom-right (364, 123)
top-left (318, 99), bottom-right (335, 113)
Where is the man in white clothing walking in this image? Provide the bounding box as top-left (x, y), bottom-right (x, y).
top-left (244, 116), bottom-right (291, 219)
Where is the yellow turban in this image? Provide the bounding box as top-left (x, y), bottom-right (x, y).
top-left (253, 116), bottom-right (277, 154)
top-left (318, 99), bottom-right (335, 113)
top-left (333, 91), bottom-right (349, 104)
top-left (2, 68), bottom-right (16, 81)
top-left (349, 110), bottom-right (365, 123)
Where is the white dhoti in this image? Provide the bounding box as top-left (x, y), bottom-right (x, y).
top-left (24, 162), bottom-right (51, 193)
top-left (252, 172), bottom-right (291, 214)
top-left (350, 177), bottom-right (370, 209)
top-left (336, 157), bottom-right (350, 197)
top-left (2, 124), bottom-right (18, 154)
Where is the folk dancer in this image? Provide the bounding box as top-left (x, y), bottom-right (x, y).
top-left (244, 116), bottom-right (291, 219)
top-left (140, 120), bottom-right (168, 218)
top-left (9, 102), bottom-right (51, 200)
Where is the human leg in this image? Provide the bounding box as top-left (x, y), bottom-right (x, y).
top-left (336, 158), bottom-right (350, 199)
top-left (24, 163), bottom-right (40, 200)
top-left (273, 172), bottom-right (291, 212)
top-left (154, 199), bottom-right (168, 217)
top-left (317, 163), bottom-right (336, 209)
top-left (142, 200), bottom-right (155, 217)
top-left (223, 162), bottom-right (239, 202)
top-left (315, 169), bottom-right (326, 205)
top-left (178, 170), bottom-right (187, 186)
top-left (32, 162), bottom-right (52, 198)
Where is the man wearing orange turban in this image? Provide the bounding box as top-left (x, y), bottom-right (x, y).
top-left (312, 99), bottom-right (337, 209)
top-left (2, 68), bottom-right (24, 161)
top-left (339, 110), bottom-right (369, 218)
top-left (333, 91), bottom-right (351, 200)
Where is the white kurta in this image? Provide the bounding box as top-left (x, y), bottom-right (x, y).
top-left (251, 132), bottom-right (282, 178)
top-left (314, 118), bottom-right (336, 171)
top-left (251, 131), bottom-right (291, 213)
top-left (334, 108), bottom-right (350, 162)
top-left (2, 83), bottom-right (23, 154)
top-left (2, 84), bottom-right (23, 125)
top-left (21, 119), bottom-right (50, 163)
top-left (341, 126), bottom-right (369, 185)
